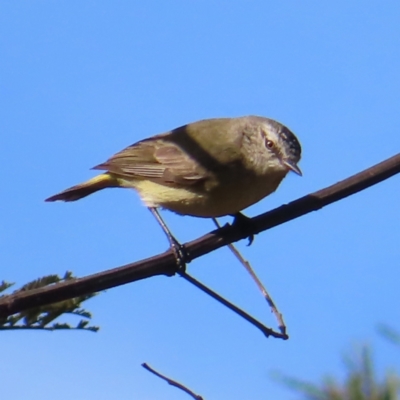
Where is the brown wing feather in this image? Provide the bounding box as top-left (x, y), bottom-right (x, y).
top-left (93, 118), bottom-right (248, 187)
top-left (93, 136), bottom-right (209, 186)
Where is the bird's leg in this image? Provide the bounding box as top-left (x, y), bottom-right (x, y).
top-left (231, 212), bottom-right (255, 245)
top-left (148, 207), bottom-right (189, 270)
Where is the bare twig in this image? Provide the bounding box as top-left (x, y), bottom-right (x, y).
top-left (212, 218), bottom-right (287, 335)
top-left (0, 153), bottom-right (399, 318)
top-left (142, 363), bottom-right (204, 400)
top-left (179, 271), bottom-right (287, 339)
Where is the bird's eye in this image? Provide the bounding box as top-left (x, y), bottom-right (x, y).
top-left (265, 140), bottom-right (274, 149)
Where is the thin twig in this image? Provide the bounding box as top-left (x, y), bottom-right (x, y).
top-left (212, 218), bottom-right (287, 335)
top-left (179, 271), bottom-right (288, 339)
top-left (0, 153), bottom-right (399, 318)
top-left (142, 363), bottom-right (204, 400)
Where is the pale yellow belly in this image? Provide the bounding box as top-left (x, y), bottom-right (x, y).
top-left (123, 171), bottom-right (287, 217)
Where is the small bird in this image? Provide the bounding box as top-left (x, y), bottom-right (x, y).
top-left (46, 116), bottom-right (302, 262)
top-left (46, 116), bottom-right (302, 215)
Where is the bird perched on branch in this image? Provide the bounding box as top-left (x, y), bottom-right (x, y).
top-left (46, 116), bottom-right (302, 263)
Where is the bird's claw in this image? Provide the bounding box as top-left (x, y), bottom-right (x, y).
top-left (170, 237), bottom-right (190, 271)
top-left (231, 212), bottom-right (255, 245)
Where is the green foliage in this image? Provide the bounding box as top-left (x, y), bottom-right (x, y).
top-left (0, 280), bottom-right (14, 293)
top-left (0, 271), bottom-right (99, 332)
top-left (275, 345), bottom-right (399, 400)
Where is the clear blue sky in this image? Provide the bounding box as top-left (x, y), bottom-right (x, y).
top-left (1, 1), bottom-right (399, 399)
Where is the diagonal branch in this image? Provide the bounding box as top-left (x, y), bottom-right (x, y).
top-left (0, 153), bottom-right (399, 318)
top-left (179, 270), bottom-right (288, 339)
top-left (142, 363), bottom-right (204, 400)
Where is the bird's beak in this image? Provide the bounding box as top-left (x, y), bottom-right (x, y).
top-left (283, 159), bottom-right (302, 176)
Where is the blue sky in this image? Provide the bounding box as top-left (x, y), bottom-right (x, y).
top-left (1, 1), bottom-right (399, 399)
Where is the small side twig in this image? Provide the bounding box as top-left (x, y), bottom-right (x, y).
top-left (179, 270), bottom-right (288, 339)
top-left (213, 218), bottom-right (287, 335)
top-left (142, 363), bottom-right (204, 400)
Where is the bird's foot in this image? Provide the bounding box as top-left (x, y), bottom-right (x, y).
top-left (148, 207), bottom-right (190, 271)
top-left (231, 212), bottom-right (255, 245)
top-left (169, 236), bottom-right (190, 272)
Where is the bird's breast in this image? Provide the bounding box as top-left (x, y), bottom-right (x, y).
top-left (132, 169), bottom-right (287, 217)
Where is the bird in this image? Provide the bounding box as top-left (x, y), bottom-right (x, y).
top-left (46, 116), bottom-right (302, 263)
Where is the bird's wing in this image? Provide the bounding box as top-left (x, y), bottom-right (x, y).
top-left (93, 136), bottom-right (210, 186)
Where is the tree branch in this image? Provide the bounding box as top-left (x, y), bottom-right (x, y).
top-left (142, 363), bottom-right (204, 400)
top-left (0, 153), bottom-right (399, 318)
top-left (179, 270), bottom-right (288, 339)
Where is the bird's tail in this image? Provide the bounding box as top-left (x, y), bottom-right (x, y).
top-left (45, 173), bottom-right (120, 202)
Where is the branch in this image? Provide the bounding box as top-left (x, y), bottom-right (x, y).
top-left (142, 363), bottom-right (204, 400)
top-left (179, 270), bottom-right (287, 339)
top-left (0, 273), bottom-right (99, 331)
top-left (214, 218), bottom-right (287, 335)
top-left (0, 153), bottom-right (399, 318)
